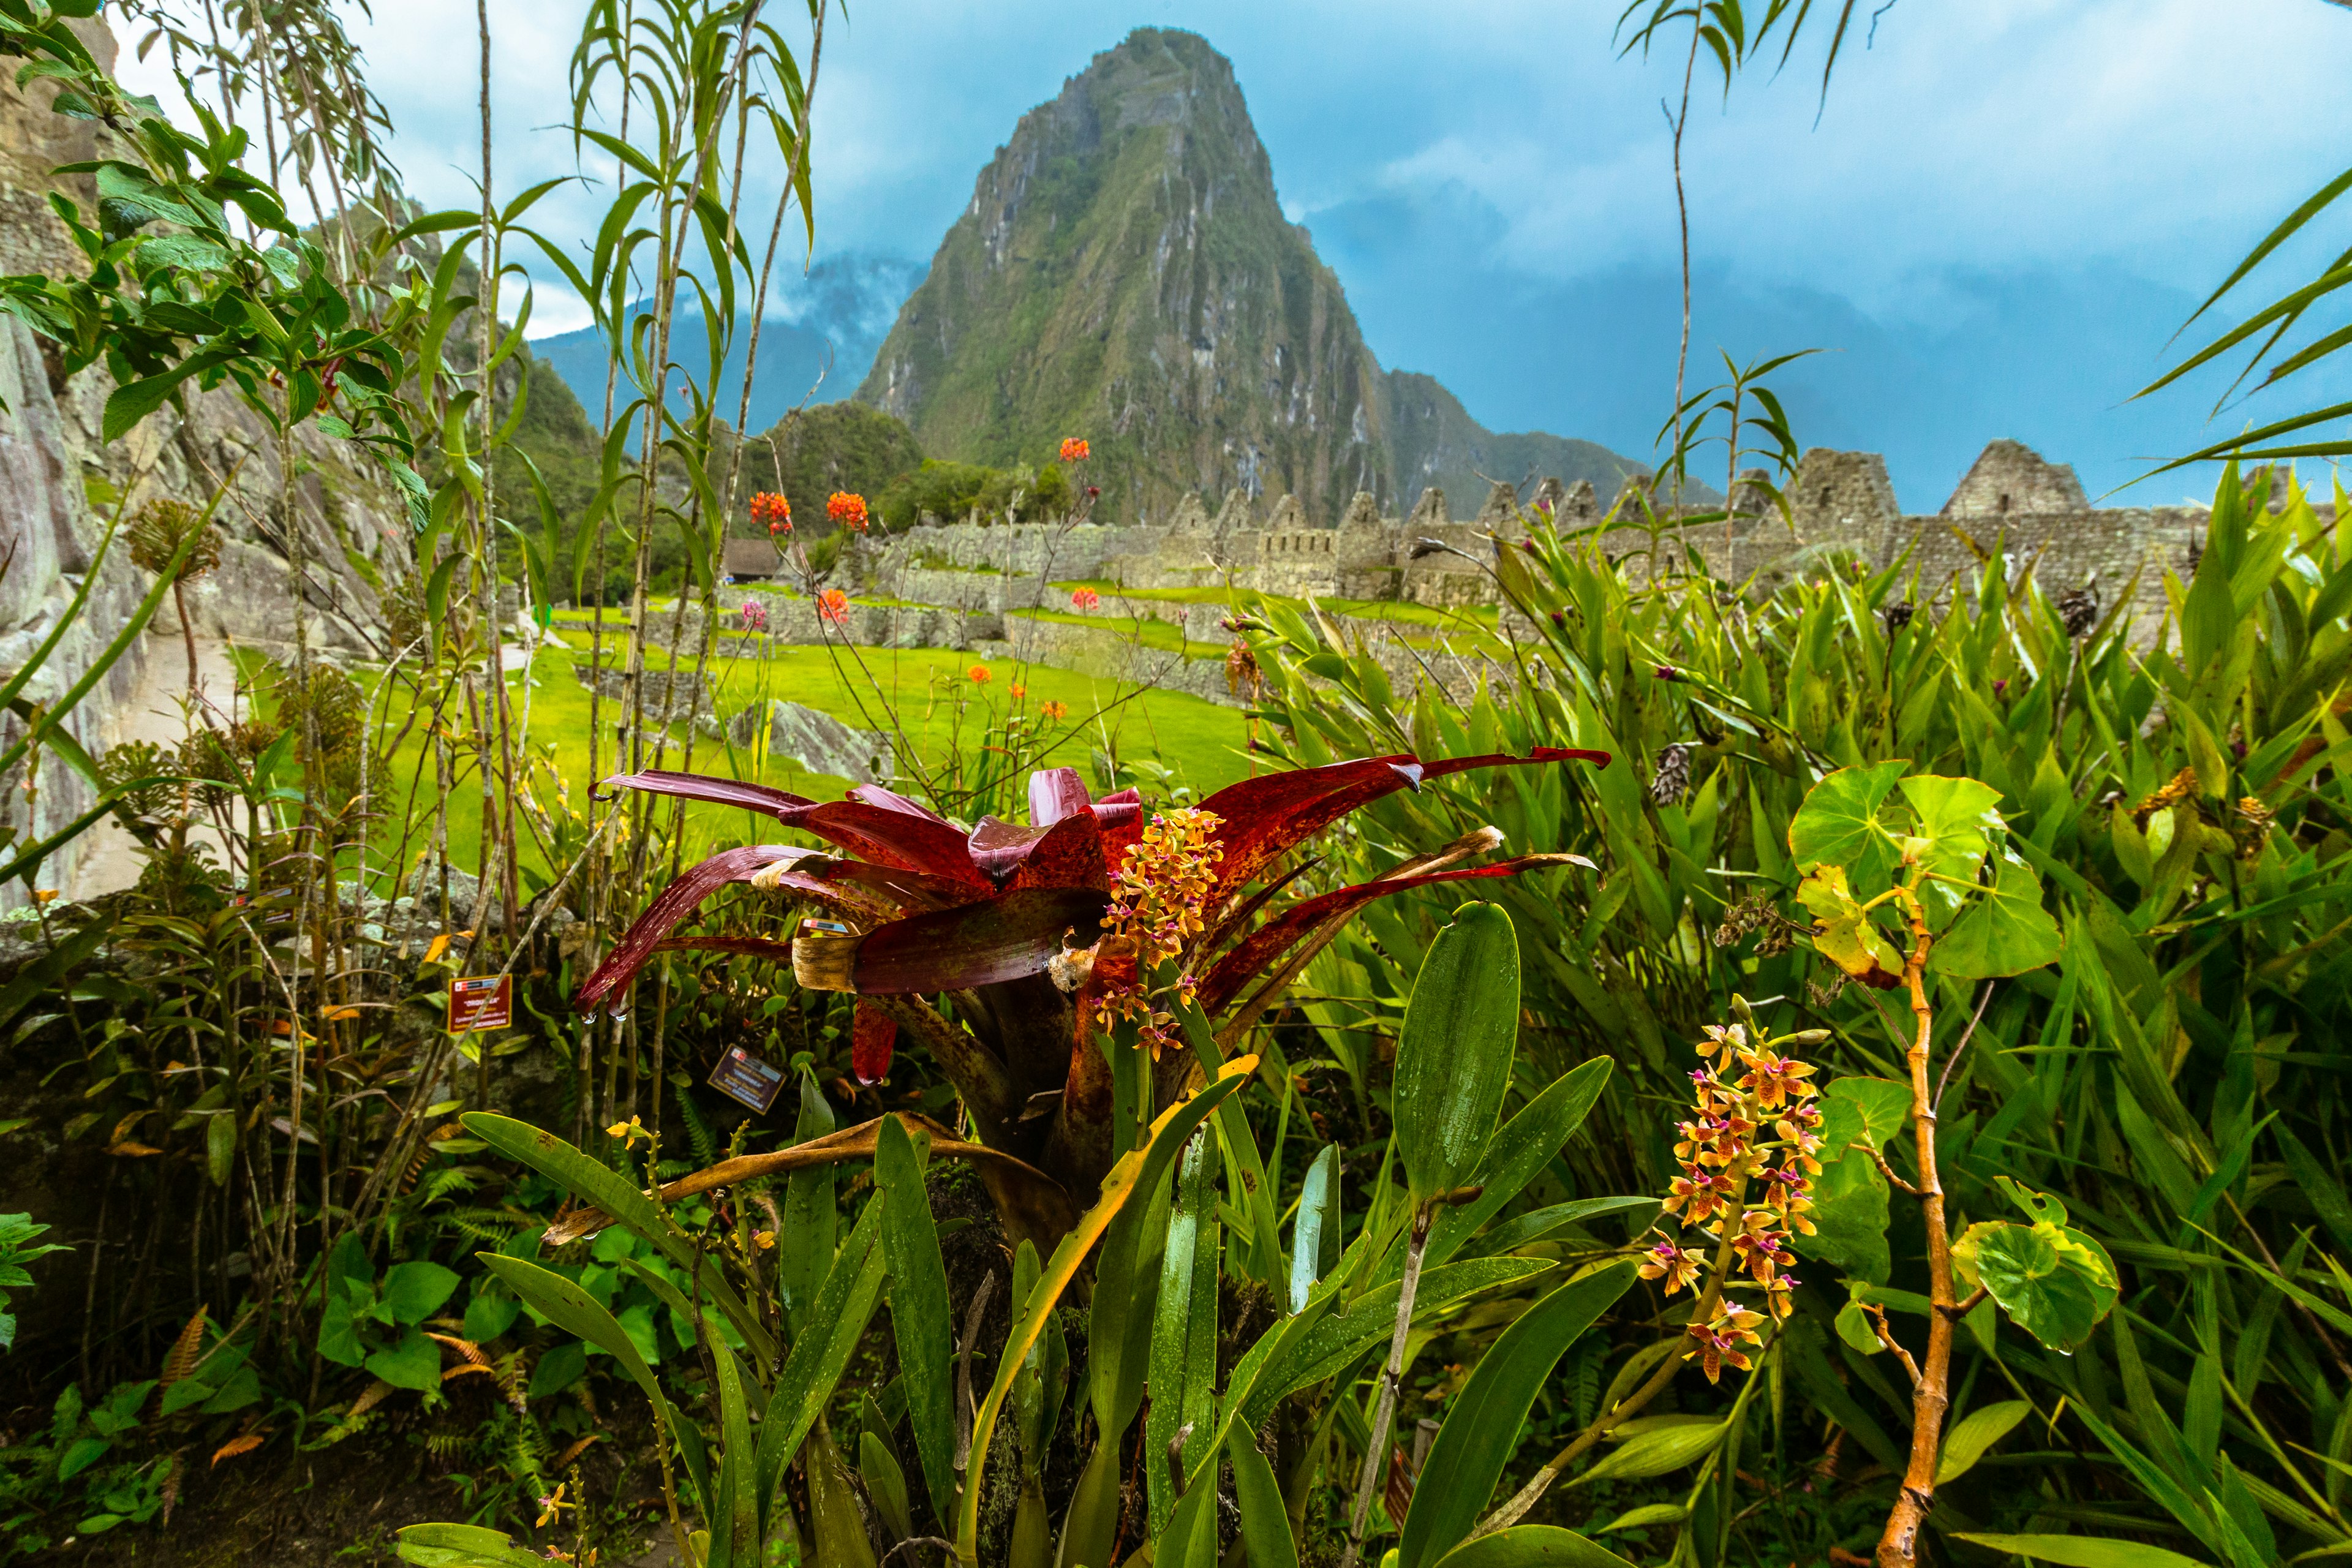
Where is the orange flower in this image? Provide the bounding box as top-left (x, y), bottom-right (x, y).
top-left (1039, 699), bottom-right (1068, 720)
top-left (1010, 683), bottom-right (1027, 699)
top-left (1058, 437), bottom-right (1090, 464)
top-left (826, 491), bottom-right (869, 532)
top-left (750, 491), bottom-right (790, 531)
top-left (967, 665), bottom-right (991, 684)
top-left (1071, 586), bottom-right (1101, 611)
top-left (816, 588), bottom-right (850, 624)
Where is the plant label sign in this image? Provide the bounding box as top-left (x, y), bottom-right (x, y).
top-left (709, 1046), bottom-right (787, 1113)
top-left (448, 974), bottom-right (512, 1034)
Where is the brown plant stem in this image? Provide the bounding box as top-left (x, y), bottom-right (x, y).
top-left (1341, 1199), bottom-right (1432, 1568)
top-left (1875, 900), bottom-right (1954, 1568)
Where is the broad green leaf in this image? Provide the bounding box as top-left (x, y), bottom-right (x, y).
top-left (1572, 1419), bottom-right (1727, 1486)
top-left (1423, 1059), bottom-right (1616, 1272)
top-left (1148, 1128), bottom-right (1224, 1533)
top-left (858, 1431), bottom-right (913, 1542)
top-left (1245, 1257), bottom-right (1558, 1424)
top-left (1395, 902), bottom-right (1521, 1202)
top-left (1950, 1534), bottom-right (2211, 1568)
top-left (481, 1254), bottom-right (664, 1414)
top-left (1227, 1417), bottom-right (1300, 1568)
top-left (1595, 1502), bottom-right (1687, 1532)
top-left (1787, 760), bottom-right (1909, 884)
top-left (395, 1522), bottom-right (556, 1567)
top-left (1290, 1143), bottom-right (1342, 1313)
top-left (756, 1200), bottom-right (888, 1517)
top-left (777, 1076), bottom-right (837, 1338)
top-left (707, 1338), bottom-right (758, 1568)
top-left (1398, 1262), bottom-right (1639, 1568)
top-left (1798, 865), bottom-right (1903, 984)
top-left (1936, 1399), bottom-right (2031, 1484)
top-left (1460, 1196), bottom-right (1659, 1261)
top-left (1897, 772), bottom-right (2005, 919)
top-left (956, 1060), bottom-right (1256, 1563)
top-left (1952, 1221), bottom-right (2119, 1353)
top-left (463, 1114), bottom-right (772, 1364)
top-left (807, 1422), bottom-right (877, 1568)
top-left (381, 1261), bottom-right (459, 1326)
top-left (1428, 1524), bottom-right (1641, 1568)
top-left (1793, 1147), bottom-right (1890, 1286)
top-left (874, 1114), bottom-right (957, 1518)
top-left (1822, 1076), bottom-right (1913, 1152)
top-left (1936, 852), bottom-right (2062, 979)
top-left (366, 1328), bottom-right (443, 1393)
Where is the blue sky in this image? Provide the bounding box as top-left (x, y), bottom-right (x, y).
top-left (119, 0), bottom-right (2352, 507)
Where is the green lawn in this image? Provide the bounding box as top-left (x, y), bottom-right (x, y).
top-left (351, 640), bottom-right (1253, 888)
top-left (1050, 579), bottom-right (1502, 649)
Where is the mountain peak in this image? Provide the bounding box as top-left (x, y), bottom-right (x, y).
top-left (857, 31), bottom-right (1638, 522)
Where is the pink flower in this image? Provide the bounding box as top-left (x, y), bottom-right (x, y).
top-left (1071, 587), bottom-right (1101, 611)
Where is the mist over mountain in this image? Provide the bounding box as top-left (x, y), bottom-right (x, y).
top-left (853, 28), bottom-right (1642, 524)
top-left (530, 253), bottom-right (921, 437)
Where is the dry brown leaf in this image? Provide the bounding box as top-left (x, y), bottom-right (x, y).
top-left (426, 1332), bottom-right (488, 1367)
top-left (107, 1142), bottom-right (164, 1158)
top-left (441, 1363), bottom-right (496, 1383)
top-left (211, 1434), bottom-right (265, 1466)
top-left (160, 1306), bottom-right (208, 1387)
top-left (552, 1434), bottom-right (604, 1471)
top-left (345, 1380), bottom-right (395, 1421)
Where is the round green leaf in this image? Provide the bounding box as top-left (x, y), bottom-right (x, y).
top-left (1953, 1222), bottom-right (2118, 1354)
top-left (1936, 853), bottom-right (2062, 979)
top-left (1394, 902), bottom-right (1521, 1203)
top-left (380, 1260), bottom-right (460, 1326)
top-left (1787, 761), bottom-right (1909, 886)
top-left (366, 1327), bottom-right (444, 1392)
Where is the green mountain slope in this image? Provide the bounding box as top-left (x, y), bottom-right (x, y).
top-left (857, 28), bottom-right (1642, 525)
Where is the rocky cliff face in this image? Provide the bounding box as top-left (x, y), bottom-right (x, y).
top-left (0, 22), bottom-right (411, 907)
top-left (858, 29), bottom-right (1642, 525)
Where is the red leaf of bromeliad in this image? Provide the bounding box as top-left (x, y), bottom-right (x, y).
top-left (799, 801), bottom-right (995, 892)
top-left (852, 1001), bottom-right (898, 1084)
top-left (1004, 811), bottom-right (1110, 893)
top-left (595, 770), bottom-right (818, 823)
top-left (1191, 755), bottom-right (1421, 896)
top-left (1419, 745), bottom-right (1613, 779)
top-left (851, 886), bottom-right (1110, 993)
top-left (575, 844), bottom-right (815, 1011)
top-left (845, 782), bottom-right (952, 824)
top-left (816, 861), bottom-right (990, 912)
top-left (1192, 750), bottom-right (1610, 899)
top-left (1028, 767), bottom-right (1095, 827)
top-left (967, 816), bottom-right (1056, 880)
top-left (1194, 856), bottom-right (1594, 1014)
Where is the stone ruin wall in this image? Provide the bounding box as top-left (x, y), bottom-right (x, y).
top-left (872, 438), bottom-right (2225, 644)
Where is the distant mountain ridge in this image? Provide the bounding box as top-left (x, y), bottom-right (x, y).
top-left (855, 28), bottom-right (1643, 524)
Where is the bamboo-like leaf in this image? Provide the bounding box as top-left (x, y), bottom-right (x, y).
top-left (1398, 1262), bottom-right (1638, 1568)
top-left (1949, 1534), bottom-right (2210, 1568)
top-left (1935, 1399), bottom-right (2031, 1485)
top-left (1571, 1419), bottom-right (1727, 1486)
top-left (875, 1114), bottom-right (957, 1518)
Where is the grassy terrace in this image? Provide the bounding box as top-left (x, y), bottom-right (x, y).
top-left (287, 639), bottom-right (1253, 889)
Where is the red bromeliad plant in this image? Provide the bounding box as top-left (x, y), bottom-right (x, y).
top-left (575, 748), bottom-right (1608, 1204)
